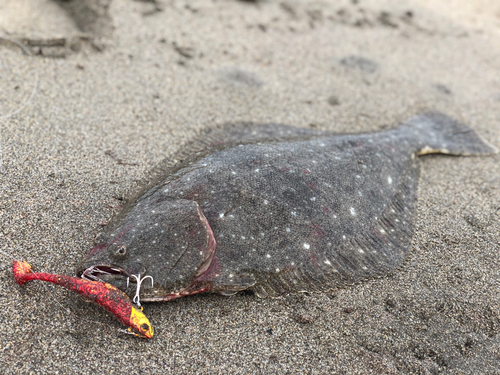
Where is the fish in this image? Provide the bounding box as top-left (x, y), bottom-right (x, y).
top-left (13, 260), bottom-right (154, 338)
top-left (76, 112), bottom-right (496, 302)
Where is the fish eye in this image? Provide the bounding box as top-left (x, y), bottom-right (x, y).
top-left (140, 323), bottom-right (149, 331)
top-left (109, 243), bottom-right (127, 258)
top-left (116, 245), bottom-right (127, 256)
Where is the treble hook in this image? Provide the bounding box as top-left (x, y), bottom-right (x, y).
top-left (127, 274), bottom-right (154, 307)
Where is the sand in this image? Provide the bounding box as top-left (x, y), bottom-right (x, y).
top-left (1, 0), bottom-right (499, 373)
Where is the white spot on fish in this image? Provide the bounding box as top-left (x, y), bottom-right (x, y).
top-left (324, 260), bottom-right (332, 265)
top-left (291, 211), bottom-right (297, 216)
top-left (286, 228), bottom-right (291, 232)
top-left (255, 169), bottom-right (260, 172)
top-left (219, 213), bottom-right (225, 218)
top-left (350, 207), bottom-right (356, 216)
top-left (266, 254), bottom-right (271, 258)
top-left (358, 248), bottom-right (365, 254)
top-left (388, 176), bottom-right (393, 184)
top-left (310, 197), bottom-right (316, 201)
top-left (264, 200), bottom-right (269, 205)
top-left (303, 243), bottom-right (310, 249)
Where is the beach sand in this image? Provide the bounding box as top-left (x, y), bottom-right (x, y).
top-left (1, 0), bottom-right (499, 373)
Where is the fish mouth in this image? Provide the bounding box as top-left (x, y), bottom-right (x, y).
top-left (78, 264), bottom-right (131, 283)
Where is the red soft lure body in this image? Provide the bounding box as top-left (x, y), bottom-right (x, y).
top-left (12, 260), bottom-right (153, 338)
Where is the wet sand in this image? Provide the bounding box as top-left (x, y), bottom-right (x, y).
top-left (1, 0), bottom-right (499, 373)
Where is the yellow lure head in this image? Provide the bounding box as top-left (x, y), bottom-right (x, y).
top-left (128, 306), bottom-right (154, 339)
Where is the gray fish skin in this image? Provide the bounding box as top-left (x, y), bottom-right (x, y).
top-left (76, 112), bottom-right (496, 301)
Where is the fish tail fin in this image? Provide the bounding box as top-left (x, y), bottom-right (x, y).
top-left (12, 260), bottom-right (33, 285)
top-left (402, 112), bottom-right (497, 156)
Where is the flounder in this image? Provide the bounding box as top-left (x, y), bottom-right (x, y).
top-left (77, 113), bottom-right (496, 301)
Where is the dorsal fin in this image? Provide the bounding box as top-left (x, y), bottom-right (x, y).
top-left (147, 122), bottom-right (333, 184)
top-left (107, 123), bottom-right (332, 232)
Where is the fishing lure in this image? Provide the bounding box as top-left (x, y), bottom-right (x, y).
top-left (12, 260), bottom-right (153, 339)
